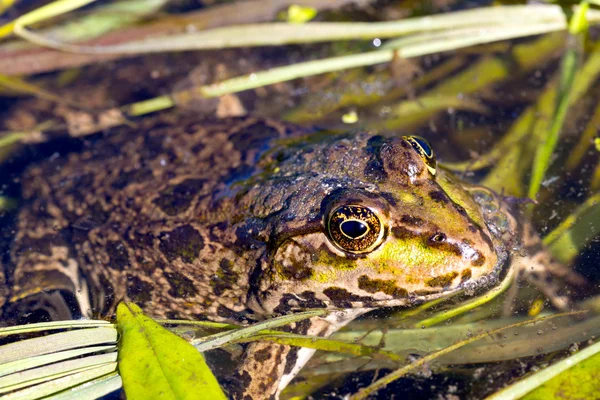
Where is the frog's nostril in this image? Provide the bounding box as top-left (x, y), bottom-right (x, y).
top-left (341, 220), bottom-right (369, 239)
top-left (429, 232), bottom-right (446, 243)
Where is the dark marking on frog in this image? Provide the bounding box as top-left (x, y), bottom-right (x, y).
top-left (229, 121), bottom-right (280, 154)
top-left (429, 190), bottom-right (450, 204)
top-left (79, 201), bottom-right (110, 227)
top-left (63, 172), bottom-right (94, 199)
top-left (400, 215), bottom-right (425, 227)
top-left (461, 268), bottom-right (472, 282)
top-left (163, 270), bottom-right (198, 298)
top-left (98, 274), bottom-right (116, 316)
top-left (126, 230), bottom-right (155, 249)
top-left (454, 204), bottom-right (467, 216)
top-left (224, 165), bottom-right (255, 185)
top-left (126, 274), bottom-right (153, 304)
top-left (363, 136), bottom-right (388, 182)
top-left (391, 226), bottom-right (413, 240)
top-left (283, 347), bottom-right (300, 375)
top-left (106, 241), bottom-right (130, 270)
top-left (14, 234), bottom-right (66, 257)
top-left (216, 304), bottom-right (248, 320)
top-left (278, 259), bottom-right (314, 281)
top-left (425, 272), bottom-right (459, 288)
top-left (323, 287), bottom-right (376, 308)
top-left (110, 167), bottom-right (153, 190)
top-left (253, 347), bottom-right (272, 363)
top-left (211, 258), bottom-right (240, 296)
top-left (413, 289), bottom-right (439, 296)
top-left (273, 291), bottom-right (327, 314)
top-left (234, 220), bottom-right (267, 250)
top-left (379, 192), bottom-right (397, 206)
top-left (208, 222), bottom-right (229, 243)
top-left (153, 178), bottom-right (207, 216)
top-left (471, 250), bottom-right (485, 267)
top-left (158, 224), bottom-right (204, 262)
top-left (358, 275), bottom-right (408, 297)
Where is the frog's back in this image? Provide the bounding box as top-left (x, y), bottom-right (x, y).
top-left (7, 116), bottom-right (301, 321)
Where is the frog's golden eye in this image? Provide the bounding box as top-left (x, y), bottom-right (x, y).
top-left (327, 205), bottom-right (384, 254)
top-left (403, 135), bottom-right (437, 176)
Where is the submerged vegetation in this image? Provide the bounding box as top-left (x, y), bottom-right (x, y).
top-left (0, 0), bottom-right (599, 399)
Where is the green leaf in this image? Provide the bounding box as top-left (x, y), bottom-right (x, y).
top-left (487, 339), bottom-right (600, 400)
top-left (116, 302), bottom-right (226, 400)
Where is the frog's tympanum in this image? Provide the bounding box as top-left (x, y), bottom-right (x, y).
top-left (2, 115), bottom-right (581, 399)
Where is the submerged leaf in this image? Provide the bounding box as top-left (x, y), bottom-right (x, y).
top-left (116, 302), bottom-right (226, 400)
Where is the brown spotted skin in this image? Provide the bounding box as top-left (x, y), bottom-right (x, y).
top-left (4, 114), bottom-right (583, 399)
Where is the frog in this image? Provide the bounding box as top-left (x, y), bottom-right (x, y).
top-left (1, 113), bottom-right (583, 399)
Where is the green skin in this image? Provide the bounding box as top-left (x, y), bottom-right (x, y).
top-left (3, 115), bottom-right (575, 399)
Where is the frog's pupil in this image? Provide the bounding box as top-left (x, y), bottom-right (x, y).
top-left (340, 220), bottom-right (368, 239)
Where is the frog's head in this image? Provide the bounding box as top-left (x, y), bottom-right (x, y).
top-left (248, 134), bottom-right (510, 314)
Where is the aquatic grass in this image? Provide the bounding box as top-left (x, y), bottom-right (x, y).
top-left (3, 4), bottom-right (590, 53)
top-left (0, 74), bottom-right (73, 105)
top-left (0, 0), bottom-right (96, 41)
top-left (565, 100), bottom-right (600, 171)
top-left (0, 319), bottom-right (112, 338)
top-left (0, 2), bottom-right (598, 399)
top-left (239, 332), bottom-right (403, 361)
top-left (284, 56), bottom-right (466, 123)
top-left (528, 4), bottom-right (588, 200)
top-left (543, 192), bottom-right (600, 263)
top-left (0, 4), bottom-right (591, 145)
top-left (0, 305), bottom-right (595, 399)
top-left (348, 311), bottom-right (587, 400)
top-left (191, 309), bottom-right (327, 352)
top-left (0, 322), bottom-right (118, 399)
top-left (316, 310), bottom-right (600, 373)
top-left (0, 0), bottom-right (167, 49)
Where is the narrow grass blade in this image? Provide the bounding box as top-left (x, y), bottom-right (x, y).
top-left (192, 309), bottom-right (327, 352)
top-left (1, 363), bottom-right (116, 400)
top-left (528, 5), bottom-right (588, 199)
top-left (116, 303), bottom-right (226, 400)
top-left (236, 333), bottom-right (402, 361)
top-left (0, 0), bottom-right (95, 40)
top-left (0, 327), bottom-right (117, 364)
top-left (413, 265), bottom-right (515, 328)
top-left (0, 345), bottom-right (116, 378)
top-left (0, 354), bottom-right (117, 394)
top-left (0, 320), bottom-right (112, 338)
top-left (543, 192), bottom-right (600, 263)
top-left (45, 372), bottom-right (121, 400)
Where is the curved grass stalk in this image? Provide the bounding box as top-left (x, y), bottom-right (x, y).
top-left (413, 264), bottom-right (515, 329)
